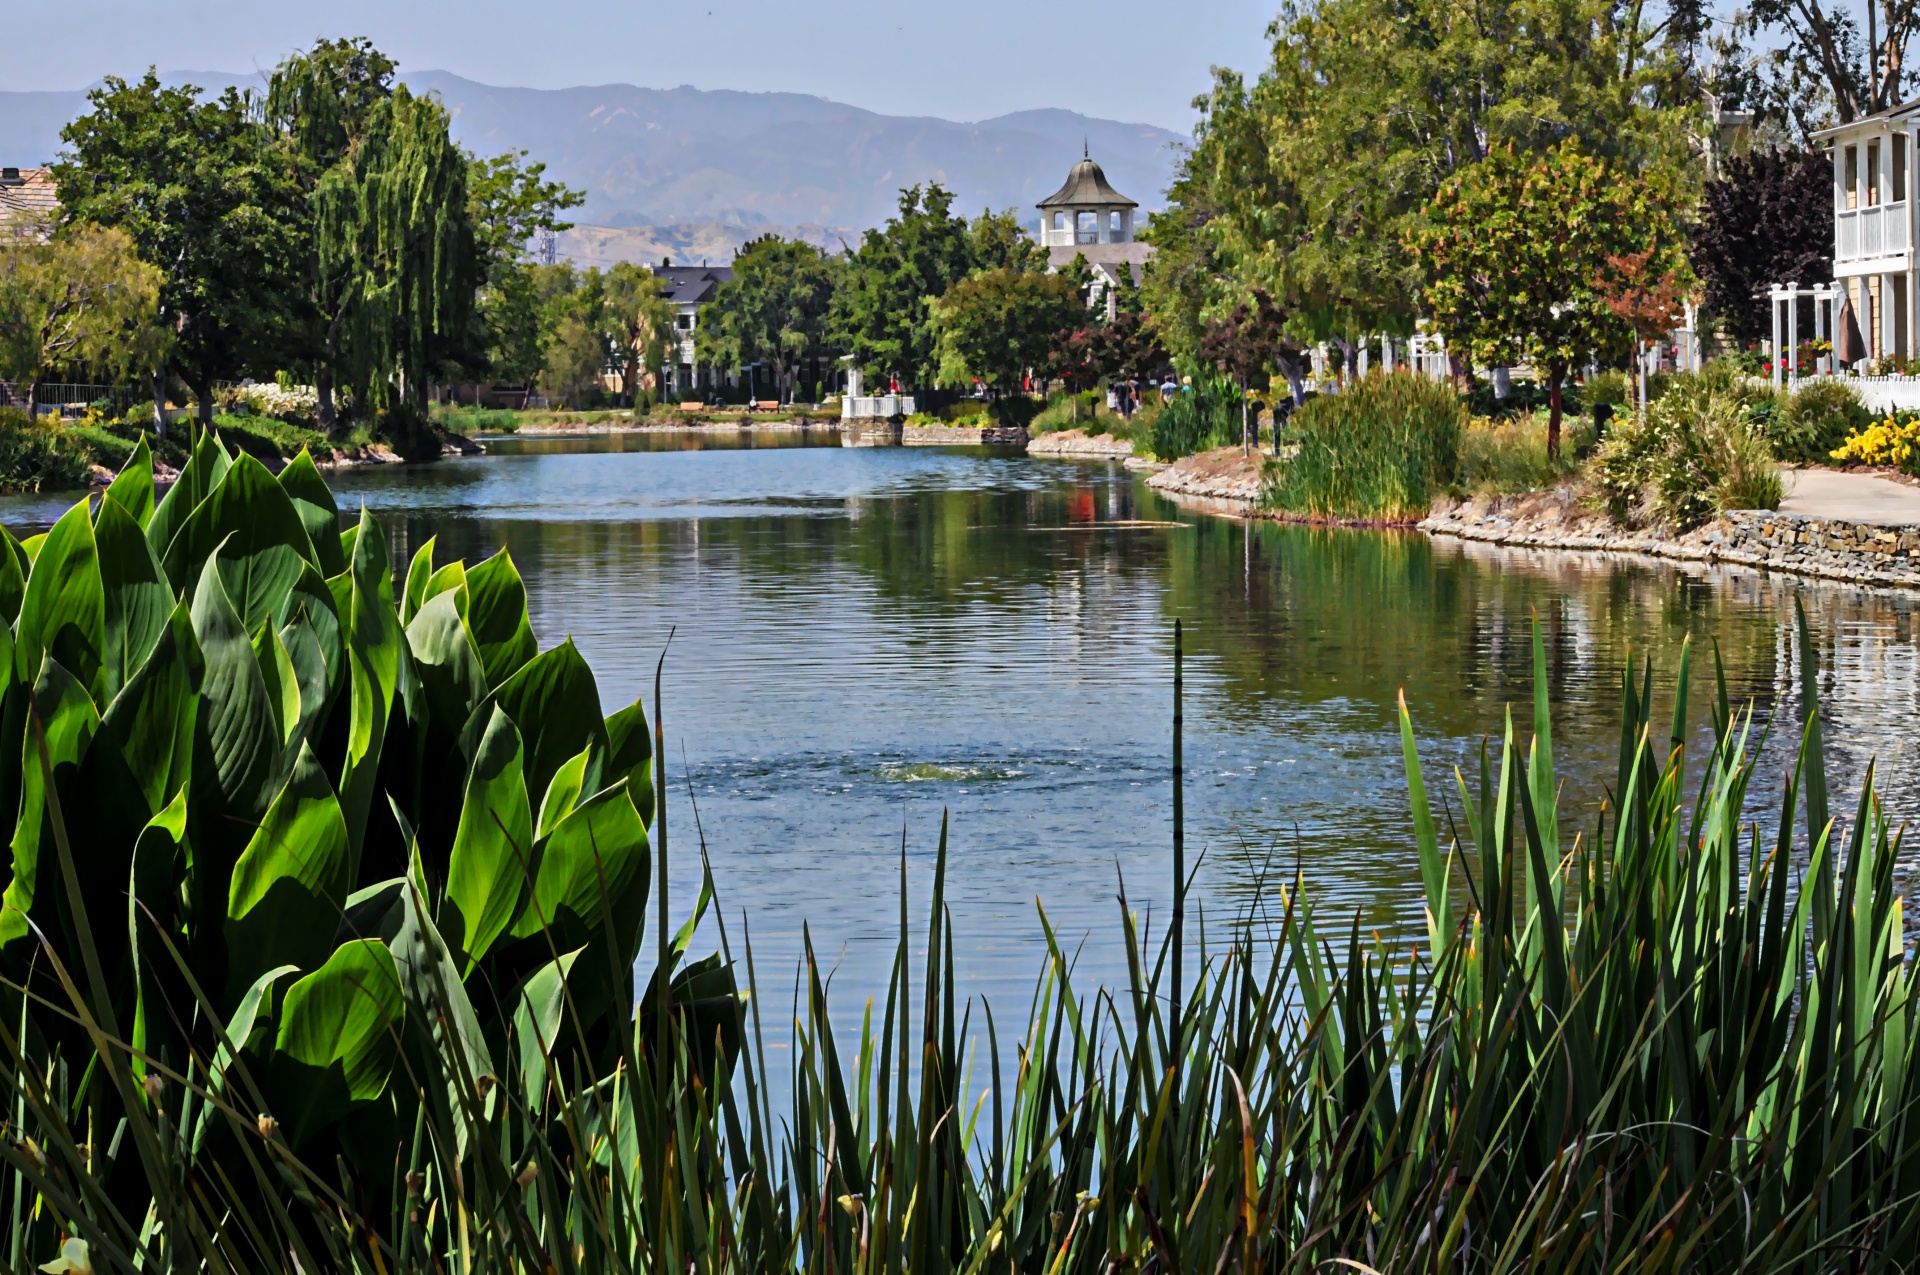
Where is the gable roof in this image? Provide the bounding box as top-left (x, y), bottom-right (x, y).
top-left (652, 263), bottom-right (735, 305)
top-left (0, 168), bottom-right (57, 235)
top-left (1810, 99), bottom-right (1920, 140)
top-left (1037, 156), bottom-right (1137, 210)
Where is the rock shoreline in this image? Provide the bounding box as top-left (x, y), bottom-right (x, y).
top-left (1027, 428), bottom-right (1137, 458)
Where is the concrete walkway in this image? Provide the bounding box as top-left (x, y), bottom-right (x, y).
top-left (1779, 468), bottom-right (1920, 525)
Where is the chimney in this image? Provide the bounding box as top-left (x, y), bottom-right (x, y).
top-left (0, 168), bottom-right (23, 186)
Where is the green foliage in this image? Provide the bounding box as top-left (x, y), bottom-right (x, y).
top-left (0, 408), bottom-right (92, 492)
top-left (696, 235), bottom-right (839, 400)
top-left (1764, 375), bottom-right (1871, 464)
top-left (1581, 368), bottom-right (1630, 410)
top-left (1594, 366), bottom-right (1783, 527)
top-left (1412, 143), bottom-right (1691, 454)
top-left (1150, 376), bottom-right (1240, 459)
top-left (53, 71), bottom-right (306, 428)
top-left (830, 183), bottom-right (982, 388)
top-left (1268, 371), bottom-right (1463, 519)
top-left (931, 267), bottom-right (1083, 395)
top-left (0, 223), bottom-right (165, 414)
top-left (1457, 412), bottom-right (1590, 494)
top-left (0, 429), bottom-right (688, 1269)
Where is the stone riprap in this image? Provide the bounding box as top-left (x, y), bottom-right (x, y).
top-left (1422, 492), bottom-right (1920, 589)
top-left (1143, 446), bottom-right (1266, 508)
top-left (903, 423), bottom-right (1030, 447)
top-left (1027, 428), bottom-right (1137, 458)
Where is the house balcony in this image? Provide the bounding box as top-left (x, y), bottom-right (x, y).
top-left (1837, 202), bottom-right (1910, 265)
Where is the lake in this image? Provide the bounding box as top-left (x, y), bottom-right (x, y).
top-left (5, 428), bottom-right (1918, 1023)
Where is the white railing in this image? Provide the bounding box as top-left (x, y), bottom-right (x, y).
top-left (841, 394), bottom-right (915, 419)
top-left (1837, 203), bottom-right (1909, 261)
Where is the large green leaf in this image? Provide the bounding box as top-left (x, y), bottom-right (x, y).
top-left (253, 622), bottom-right (299, 751)
top-left (277, 448), bottom-right (346, 576)
top-left (464, 548), bottom-right (537, 688)
top-left (338, 511), bottom-right (401, 866)
top-left (15, 499), bottom-right (105, 698)
top-left (536, 747), bottom-right (590, 841)
top-left (145, 428), bottom-right (230, 576)
top-left (279, 617), bottom-right (330, 757)
top-left (164, 452), bottom-right (320, 633)
top-left (0, 656), bottom-right (101, 951)
top-left (604, 697), bottom-right (654, 827)
top-left (130, 790), bottom-right (189, 1087)
top-left (444, 706), bottom-right (533, 970)
top-left (402, 536), bottom-right (436, 625)
top-left (85, 601), bottom-right (200, 849)
top-left (0, 525), bottom-right (26, 626)
top-left (512, 948), bottom-right (582, 1108)
top-left (268, 938), bottom-right (405, 1149)
top-left (393, 857), bottom-right (497, 1148)
top-left (405, 590), bottom-right (487, 743)
top-left (225, 742), bottom-right (351, 1010)
top-left (103, 435), bottom-right (156, 529)
top-left (276, 558), bottom-right (344, 695)
top-left (188, 556), bottom-right (285, 876)
top-left (510, 779), bottom-right (649, 943)
top-left (95, 495), bottom-right (174, 703)
top-left (423, 560), bottom-right (467, 613)
top-left (485, 638), bottom-right (610, 812)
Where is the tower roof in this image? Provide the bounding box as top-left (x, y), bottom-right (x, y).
top-left (1036, 154), bottom-right (1137, 210)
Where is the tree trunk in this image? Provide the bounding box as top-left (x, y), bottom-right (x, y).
top-left (1242, 376), bottom-right (1251, 457)
top-left (1449, 353), bottom-right (1475, 396)
top-left (191, 376), bottom-right (214, 429)
top-left (1547, 360), bottom-right (1566, 460)
top-left (317, 362), bottom-right (337, 435)
top-left (24, 378), bottom-right (39, 421)
top-left (150, 369), bottom-right (168, 441)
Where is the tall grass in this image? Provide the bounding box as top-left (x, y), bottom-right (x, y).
top-left (1267, 371), bottom-right (1463, 520)
top-left (1150, 377), bottom-right (1239, 460)
top-left (5, 608), bottom-right (1918, 1272)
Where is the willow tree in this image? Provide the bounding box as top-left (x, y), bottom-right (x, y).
top-left (268, 40), bottom-right (473, 431)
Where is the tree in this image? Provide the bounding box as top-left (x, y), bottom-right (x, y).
top-left (1411, 143), bottom-right (1690, 456)
top-left (269, 39), bottom-right (475, 430)
top-left (0, 223), bottom-right (163, 416)
top-left (832, 184), bottom-right (975, 389)
top-left (697, 236), bottom-right (839, 403)
top-left (932, 269), bottom-right (1084, 409)
top-left (533, 264), bottom-right (609, 408)
top-left (458, 151), bottom-right (586, 389)
top-left (53, 71), bottom-right (306, 432)
top-left (1200, 290), bottom-right (1298, 454)
top-left (966, 207), bottom-right (1044, 273)
top-left (1689, 148), bottom-right (1833, 342)
top-left (1747, 0), bottom-right (1919, 124)
top-left (602, 262), bottom-right (675, 404)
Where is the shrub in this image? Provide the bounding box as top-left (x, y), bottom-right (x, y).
top-left (1267, 371), bottom-right (1463, 520)
top-left (1457, 411), bottom-right (1589, 494)
top-left (1580, 369), bottom-right (1629, 412)
top-left (0, 408), bottom-right (91, 491)
top-left (1829, 412), bottom-right (1920, 472)
top-left (1592, 367), bottom-right (1782, 528)
top-left (1149, 376), bottom-right (1239, 459)
top-left (1030, 389), bottom-right (1103, 434)
top-left (1764, 376), bottom-right (1871, 463)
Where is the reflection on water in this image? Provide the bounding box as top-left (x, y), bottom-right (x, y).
top-left (3, 430), bottom-right (1916, 1021)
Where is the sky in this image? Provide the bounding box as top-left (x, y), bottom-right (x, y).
top-left (3, 0), bottom-right (1277, 131)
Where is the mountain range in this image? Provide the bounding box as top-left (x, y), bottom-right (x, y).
top-left (0, 71), bottom-right (1187, 265)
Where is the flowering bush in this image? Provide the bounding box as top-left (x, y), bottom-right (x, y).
top-left (220, 380), bottom-right (319, 423)
top-left (1830, 414), bottom-right (1920, 471)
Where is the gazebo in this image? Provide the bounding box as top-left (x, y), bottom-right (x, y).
top-left (1037, 149), bottom-right (1138, 248)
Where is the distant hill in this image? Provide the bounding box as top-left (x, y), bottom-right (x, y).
top-left (0, 71), bottom-right (1186, 263)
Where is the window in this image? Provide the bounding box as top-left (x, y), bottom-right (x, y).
top-left (1846, 146), bottom-right (1860, 209)
top-left (1053, 212), bottom-right (1065, 229)
top-left (1076, 210), bottom-right (1099, 243)
top-left (1897, 135), bottom-right (1909, 201)
top-left (1869, 140), bottom-right (1881, 206)
top-left (677, 313), bottom-right (693, 331)
top-left (1110, 211), bottom-right (1122, 233)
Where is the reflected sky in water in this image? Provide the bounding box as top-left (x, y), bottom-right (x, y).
top-left (4, 430), bottom-right (1917, 1030)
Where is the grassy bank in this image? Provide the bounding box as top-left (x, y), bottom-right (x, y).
top-left (2, 432), bottom-right (1915, 1271)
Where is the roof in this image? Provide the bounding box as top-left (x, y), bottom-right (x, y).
top-left (1037, 155), bottom-right (1137, 210)
top-left (1046, 243), bottom-right (1156, 275)
top-left (1811, 99), bottom-right (1920, 140)
top-left (0, 168), bottom-right (57, 235)
top-left (652, 263), bottom-right (735, 305)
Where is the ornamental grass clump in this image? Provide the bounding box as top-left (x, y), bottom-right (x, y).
top-left (1266, 371), bottom-right (1462, 520)
top-left (1594, 365), bottom-right (1781, 528)
top-left (1148, 375), bottom-right (1238, 459)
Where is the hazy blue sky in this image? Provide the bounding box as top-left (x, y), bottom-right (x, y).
top-left (5, 0), bottom-right (1276, 130)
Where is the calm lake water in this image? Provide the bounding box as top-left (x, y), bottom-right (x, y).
top-left (5, 428), bottom-right (1919, 1024)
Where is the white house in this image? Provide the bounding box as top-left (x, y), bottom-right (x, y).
top-left (650, 261), bottom-right (734, 395)
top-left (1813, 106), bottom-right (1917, 361)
